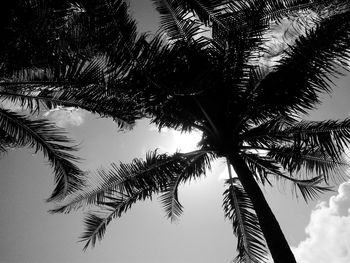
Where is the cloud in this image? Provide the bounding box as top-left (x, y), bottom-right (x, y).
top-left (43, 107), bottom-right (85, 127)
top-left (254, 10), bottom-right (318, 71)
top-left (293, 180), bottom-right (350, 263)
top-left (0, 101), bottom-right (86, 128)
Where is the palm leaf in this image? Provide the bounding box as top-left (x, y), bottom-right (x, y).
top-left (242, 152), bottom-right (282, 185)
top-left (0, 129), bottom-right (17, 154)
top-left (159, 151), bottom-right (214, 221)
top-left (243, 118), bottom-right (350, 180)
top-left (226, 0), bottom-right (349, 23)
top-left (267, 145), bottom-right (349, 181)
top-left (0, 54), bottom-right (142, 129)
top-left (223, 178), bottom-right (268, 263)
top-left (272, 171), bottom-right (334, 202)
top-left (0, 54), bottom-right (106, 112)
top-left (92, 0), bottom-right (139, 56)
top-left (51, 150), bottom-right (206, 214)
top-left (0, 107), bottom-right (84, 200)
top-left (80, 186), bottom-right (154, 250)
top-left (240, 150), bottom-right (334, 203)
top-left (69, 150), bottom-right (213, 249)
top-left (241, 114), bottom-right (298, 144)
top-left (277, 119), bottom-right (350, 162)
top-left (173, 0), bottom-right (226, 25)
top-left (251, 8), bottom-right (350, 117)
top-left (291, 175), bottom-right (334, 202)
top-left (152, 0), bottom-right (206, 43)
top-left (81, 212), bottom-right (111, 250)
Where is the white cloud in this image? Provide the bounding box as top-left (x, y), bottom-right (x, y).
top-left (293, 180), bottom-right (350, 263)
top-left (0, 101), bottom-right (86, 127)
top-left (43, 107), bottom-right (85, 127)
top-left (254, 10), bottom-right (318, 71)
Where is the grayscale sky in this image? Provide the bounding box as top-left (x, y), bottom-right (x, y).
top-left (1, 1), bottom-right (350, 263)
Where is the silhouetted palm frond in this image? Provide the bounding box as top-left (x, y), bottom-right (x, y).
top-left (227, 0), bottom-right (349, 24)
top-left (223, 178), bottom-right (268, 263)
top-left (281, 119), bottom-right (350, 161)
top-left (252, 8), bottom-right (350, 118)
top-left (51, 150), bottom-right (206, 214)
top-left (152, 0), bottom-right (206, 43)
top-left (174, 0), bottom-right (226, 25)
top-left (267, 145), bottom-right (349, 180)
top-left (277, 174), bottom-right (334, 202)
top-left (242, 152), bottom-right (281, 185)
top-left (0, 129), bottom-right (17, 154)
top-left (80, 186), bottom-right (155, 250)
top-left (0, 53), bottom-right (143, 129)
top-left (54, 149), bottom-right (213, 249)
top-left (159, 151), bottom-right (214, 221)
top-left (243, 117), bottom-right (350, 181)
top-left (293, 176), bottom-right (334, 202)
top-left (80, 212), bottom-right (111, 250)
top-left (0, 107), bottom-right (84, 200)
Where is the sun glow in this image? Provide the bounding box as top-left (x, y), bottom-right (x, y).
top-left (158, 127), bottom-right (240, 180)
top-left (171, 130), bottom-right (202, 153)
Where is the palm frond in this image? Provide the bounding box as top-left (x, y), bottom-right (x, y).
top-left (210, 2), bottom-right (272, 97)
top-left (81, 212), bottom-right (111, 250)
top-left (152, 0), bottom-right (206, 43)
top-left (80, 186), bottom-right (155, 250)
top-left (241, 114), bottom-right (298, 144)
top-left (223, 178), bottom-right (268, 263)
top-left (51, 150), bottom-right (206, 214)
top-left (89, 0), bottom-right (153, 77)
top-left (65, 150), bottom-right (213, 249)
top-left (267, 148), bottom-right (349, 187)
top-left (272, 171), bottom-right (334, 202)
top-left (0, 129), bottom-right (17, 154)
top-left (242, 152), bottom-right (282, 185)
top-left (159, 151), bottom-right (214, 221)
top-left (0, 54), bottom-right (106, 111)
top-left (243, 149), bottom-right (335, 202)
top-left (241, 143), bottom-right (344, 199)
top-left (226, 0), bottom-right (349, 24)
top-left (251, 8), bottom-right (350, 117)
top-left (174, 0), bottom-right (226, 25)
top-left (0, 107), bottom-right (84, 200)
top-left (280, 119), bottom-right (350, 162)
top-left (0, 54), bottom-right (143, 129)
top-left (243, 117), bottom-right (350, 180)
top-left (291, 175), bottom-right (333, 202)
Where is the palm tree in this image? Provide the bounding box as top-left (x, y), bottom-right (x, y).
top-left (32, 0), bottom-right (350, 262)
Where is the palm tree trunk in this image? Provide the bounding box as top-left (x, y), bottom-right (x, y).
top-left (228, 154), bottom-right (297, 263)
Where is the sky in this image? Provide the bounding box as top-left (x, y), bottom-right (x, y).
top-left (1, 1), bottom-right (350, 263)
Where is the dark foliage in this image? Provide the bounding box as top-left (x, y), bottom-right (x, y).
top-left (5, 0), bottom-right (350, 262)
